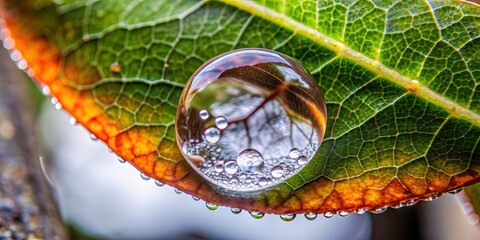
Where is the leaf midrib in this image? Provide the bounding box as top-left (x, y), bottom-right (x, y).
top-left (216, 0), bottom-right (480, 127)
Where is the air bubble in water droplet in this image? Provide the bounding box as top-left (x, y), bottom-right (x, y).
top-left (338, 211), bottom-right (348, 217)
top-left (206, 203), bottom-right (218, 210)
top-left (271, 166), bottom-right (284, 178)
top-left (174, 188), bottom-right (182, 194)
top-left (140, 173), bottom-right (150, 181)
top-left (199, 110), bottom-right (209, 120)
top-left (297, 156), bottom-right (308, 165)
top-left (176, 49), bottom-right (327, 193)
top-left (215, 116), bottom-right (228, 129)
top-left (289, 148), bottom-right (301, 159)
top-left (258, 177), bottom-right (269, 187)
top-left (250, 211), bottom-right (265, 219)
top-left (304, 212), bottom-right (317, 220)
top-left (323, 212), bottom-right (333, 218)
top-left (154, 180), bottom-right (165, 187)
top-left (224, 161), bottom-right (239, 175)
top-left (214, 163), bottom-right (224, 173)
top-left (280, 214), bottom-right (296, 221)
top-left (204, 127), bottom-right (220, 143)
top-left (236, 149), bottom-right (264, 173)
top-left (231, 208), bottom-right (242, 214)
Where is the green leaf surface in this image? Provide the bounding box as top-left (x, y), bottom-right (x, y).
top-left (2, 0), bottom-right (480, 214)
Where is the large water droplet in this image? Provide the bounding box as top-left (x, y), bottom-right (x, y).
top-left (236, 149), bottom-right (264, 173)
top-left (176, 48), bottom-right (327, 194)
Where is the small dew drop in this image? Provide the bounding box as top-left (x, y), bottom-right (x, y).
top-left (289, 148), bottom-right (301, 159)
top-left (250, 211), bottom-right (265, 219)
top-left (271, 166), bottom-right (284, 178)
top-left (323, 212), bottom-right (333, 218)
top-left (204, 127), bottom-right (220, 143)
top-left (192, 196), bottom-right (200, 201)
top-left (372, 206), bottom-right (387, 214)
top-left (41, 86), bottom-right (51, 96)
top-left (280, 213), bottom-right (296, 221)
top-left (89, 134), bottom-right (98, 141)
top-left (304, 212), bottom-right (317, 220)
top-left (224, 161), bottom-right (239, 175)
top-left (51, 97), bottom-right (59, 105)
top-left (154, 180), bottom-right (165, 187)
top-left (231, 208), bottom-right (242, 214)
top-left (140, 173), bottom-right (150, 181)
top-left (297, 156), bottom-right (308, 165)
top-left (449, 188), bottom-right (464, 195)
top-left (174, 188), bottom-right (182, 194)
top-left (199, 110), bottom-right (209, 120)
top-left (189, 155), bottom-right (206, 166)
top-left (69, 117), bottom-right (77, 125)
top-left (215, 116), bottom-right (228, 129)
top-left (338, 211), bottom-right (348, 217)
top-left (356, 208), bottom-right (366, 215)
top-left (117, 157), bottom-right (126, 163)
top-left (236, 149), bottom-right (265, 173)
top-left (206, 203), bottom-right (218, 210)
top-left (54, 103), bottom-right (62, 110)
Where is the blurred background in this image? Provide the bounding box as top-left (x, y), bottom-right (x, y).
top-left (1, 29), bottom-right (480, 240)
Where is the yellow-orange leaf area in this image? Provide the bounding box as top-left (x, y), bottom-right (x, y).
top-left (1, 1), bottom-right (479, 215)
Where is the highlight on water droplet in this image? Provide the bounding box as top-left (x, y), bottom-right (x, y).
top-left (175, 48), bottom-right (327, 194)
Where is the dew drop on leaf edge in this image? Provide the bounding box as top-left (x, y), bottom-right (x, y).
top-left (176, 48), bottom-right (327, 195)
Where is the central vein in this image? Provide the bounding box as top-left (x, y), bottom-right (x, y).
top-left (215, 0), bottom-right (480, 127)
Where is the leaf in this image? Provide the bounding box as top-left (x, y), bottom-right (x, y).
top-left (1, 0), bottom-right (480, 215)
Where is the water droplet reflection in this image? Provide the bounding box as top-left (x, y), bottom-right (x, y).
top-left (176, 49), bottom-right (327, 194)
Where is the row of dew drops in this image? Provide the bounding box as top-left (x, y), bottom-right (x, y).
top-left (0, 23), bottom-right (466, 222)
